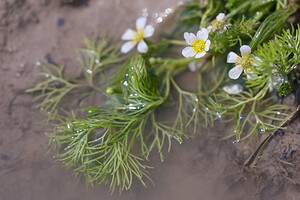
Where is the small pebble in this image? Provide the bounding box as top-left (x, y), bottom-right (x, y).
top-left (0, 154), bottom-right (9, 161)
top-left (56, 18), bottom-right (65, 27)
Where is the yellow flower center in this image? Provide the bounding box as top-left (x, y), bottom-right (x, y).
top-left (131, 29), bottom-right (145, 45)
top-left (193, 39), bottom-right (206, 54)
top-left (236, 54), bottom-right (254, 72)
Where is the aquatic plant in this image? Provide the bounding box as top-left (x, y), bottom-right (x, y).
top-left (28, 0), bottom-right (300, 193)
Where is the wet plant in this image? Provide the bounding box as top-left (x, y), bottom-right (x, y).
top-left (28, 0), bottom-right (300, 193)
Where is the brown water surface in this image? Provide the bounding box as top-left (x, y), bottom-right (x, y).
top-left (0, 1), bottom-right (298, 200)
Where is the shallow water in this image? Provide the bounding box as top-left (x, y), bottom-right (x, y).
top-left (0, 0), bottom-right (295, 199)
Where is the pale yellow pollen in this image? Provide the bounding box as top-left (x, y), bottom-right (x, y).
top-left (193, 39), bottom-right (206, 54)
top-left (236, 54), bottom-right (254, 72)
top-left (131, 28), bottom-right (145, 45)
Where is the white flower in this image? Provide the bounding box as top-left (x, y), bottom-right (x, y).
top-left (216, 13), bottom-right (226, 23)
top-left (222, 84), bottom-right (243, 94)
top-left (207, 13), bottom-right (230, 33)
top-left (182, 28), bottom-right (211, 58)
top-left (227, 45), bottom-right (260, 80)
top-left (121, 17), bottom-right (154, 54)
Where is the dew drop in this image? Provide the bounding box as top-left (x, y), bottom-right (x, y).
top-left (195, 98), bottom-right (199, 102)
top-left (277, 112), bottom-right (280, 115)
top-left (86, 69), bottom-right (92, 74)
top-left (45, 74), bottom-right (49, 78)
top-left (142, 8), bottom-right (148, 17)
top-left (205, 107), bottom-right (209, 110)
top-left (155, 17), bottom-right (163, 23)
top-left (192, 108), bottom-right (196, 113)
top-left (36, 61), bottom-right (41, 66)
top-left (67, 124), bottom-right (71, 129)
top-left (95, 59), bottom-right (99, 64)
top-left (123, 81), bottom-right (128, 86)
top-left (165, 8), bottom-right (173, 15)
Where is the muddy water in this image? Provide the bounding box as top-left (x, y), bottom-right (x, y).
top-left (0, 0), bottom-right (292, 200)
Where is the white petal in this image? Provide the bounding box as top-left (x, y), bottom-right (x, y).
top-left (223, 84), bottom-right (243, 94)
top-left (144, 25), bottom-right (154, 38)
top-left (205, 40), bottom-right (211, 51)
top-left (121, 41), bottom-right (135, 54)
top-left (228, 66), bottom-right (243, 79)
top-left (227, 52), bottom-right (239, 63)
top-left (184, 32), bottom-right (197, 45)
top-left (240, 45), bottom-right (251, 56)
top-left (195, 51), bottom-right (206, 58)
top-left (207, 26), bottom-right (212, 32)
top-left (253, 56), bottom-right (262, 66)
top-left (188, 61), bottom-right (197, 72)
top-left (196, 28), bottom-right (208, 41)
top-left (137, 40), bottom-right (148, 53)
top-left (216, 13), bottom-right (225, 23)
top-left (121, 29), bottom-right (134, 40)
top-left (246, 71), bottom-right (257, 79)
top-left (182, 47), bottom-right (196, 58)
top-left (247, 74), bottom-right (253, 79)
top-left (136, 17), bottom-right (146, 29)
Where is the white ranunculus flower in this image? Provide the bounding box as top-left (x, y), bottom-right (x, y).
top-left (207, 13), bottom-right (230, 33)
top-left (216, 13), bottom-right (226, 23)
top-left (182, 28), bottom-right (211, 59)
top-left (227, 45), bottom-right (260, 80)
top-left (121, 17), bottom-right (154, 54)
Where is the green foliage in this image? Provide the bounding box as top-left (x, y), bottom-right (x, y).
top-left (249, 25), bottom-right (300, 93)
top-left (211, 17), bottom-right (257, 55)
top-left (27, 36), bottom-right (122, 120)
top-left (175, 0), bottom-right (224, 35)
top-left (26, 64), bottom-right (82, 120)
top-left (208, 87), bottom-right (289, 141)
top-left (249, 6), bottom-right (296, 50)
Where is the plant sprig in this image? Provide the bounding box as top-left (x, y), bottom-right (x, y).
top-left (28, 0), bottom-right (300, 194)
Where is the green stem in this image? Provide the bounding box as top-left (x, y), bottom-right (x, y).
top-left (226, 1), bottom-right (252, 19)
top-left (225, 84), bottom-right (268, 110)
top-left (166, 40), bottom-right (187, 46)
top-left (200, 0), bottom-right (213, 28)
